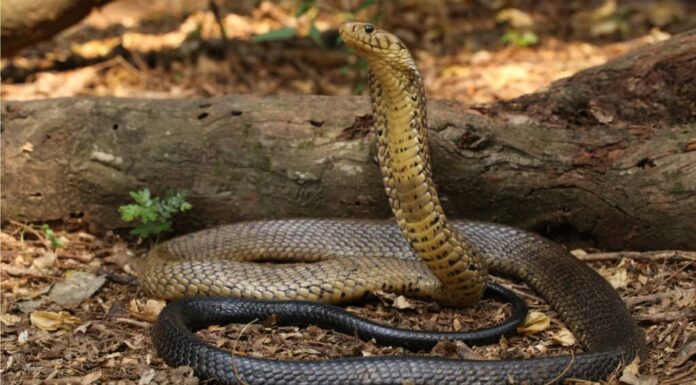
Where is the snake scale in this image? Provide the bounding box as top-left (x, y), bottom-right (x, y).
top-left (143, 22), bottom-right (646, 384)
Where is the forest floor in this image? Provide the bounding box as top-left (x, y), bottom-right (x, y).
top-left (2, 1), bottom-right (695, 384)
top-left (1, 222), bottom-right (695, 384)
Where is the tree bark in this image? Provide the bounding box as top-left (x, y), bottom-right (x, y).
top-left (2, 31), bottom-right (695, 250)
top-left (1, 0), bottom-right (112, 57)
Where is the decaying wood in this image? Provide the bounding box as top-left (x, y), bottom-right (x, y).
top-left (1, 0), bottom-right (112, 57)
top-left (2, 31), bottom-right (695, 250)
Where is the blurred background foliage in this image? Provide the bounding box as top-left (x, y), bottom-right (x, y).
top-left (1, 0), bottom-right (694, 103)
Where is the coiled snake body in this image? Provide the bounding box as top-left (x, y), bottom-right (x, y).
top-left (143, 22), bottom-right (645, 384)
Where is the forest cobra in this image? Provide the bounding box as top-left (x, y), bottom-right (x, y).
top-left (142, 22), bottom-right (645, 384)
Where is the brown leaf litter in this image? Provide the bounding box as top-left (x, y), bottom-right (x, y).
top-left (1, 222), bottom-right (694, 384)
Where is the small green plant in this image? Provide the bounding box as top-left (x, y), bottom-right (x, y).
top-left (501, 30), bottom-right (539, 47)
top-left (41, 224), bottom-right (64, 250)
top-left (119, 188), bottom-right (192, 239)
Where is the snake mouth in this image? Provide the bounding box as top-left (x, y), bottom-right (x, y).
top-left (339, 23), bottom-right (375, 53)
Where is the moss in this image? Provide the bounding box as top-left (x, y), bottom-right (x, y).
top-left (296, 139), bottom-right (315, 149)
top-left (250, 142), bottom-right (272, 172)
top-left (669, 182), bottom-right (688, 194)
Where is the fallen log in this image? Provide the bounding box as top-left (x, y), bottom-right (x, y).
top-left (2, 31), bottom-right (695, 250)
top-left (1, 0), bottom-right (112, 57)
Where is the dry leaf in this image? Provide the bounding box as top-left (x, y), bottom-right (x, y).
top-left (673, 340), bottom-right (696, 367)
top-left (295, 348), bottom-right (322, 355)
top-left (6, 251), bottom-right (59, 277)
top-left (620, 358), bottom-right (658, 385)
top-left (129, 299), bottom-right (166, 322)
top-left (71, 37), bottom-right (121, 58)
top-left (676, 289), bottom-right (695, 308)
top-left (138, 368), bottom-right (156, 385)
top-left (105, 242), bottom-right (135, 269)
top-left (551, 328), bottom-right (576, 347)
top-left (589, 106), bottom-right (614, 124)
top-left (74, 321), bottom-right (92, 334)
top-left (49, 271), bottom-right (106, 308)
top-left (26, 252), bottom-right (58, 276)
top-left (30, 310), bottom-right (81, 331)
top-left (591, 0), bottom-right (617, 20)
top-left (517, 311), bottom-right (550, 335)
top-left (17, 330), bottom-right (29, 345)
top-left (455, 340), bottom-right (484, 360)
top-left (496, 8), bottom-right (535, 28)
top-left (452, 318), bottom-right (462, 331)
top-left (1, 313), bottom-right (22, 326)
top-left (392, 295), bottom-right (415, 310)
top-left (16, 298), bottom-right (46, 314)
top-left (648, 1), bottom-right (685, 27)
top-left (80, 371), bottom-right (102, 385)
top-left (21, 143), bottom-right (34, 153)
top-left (600, 266), bottom-right (629, 289)
top-left (685, 139), bottom-right (696, 152)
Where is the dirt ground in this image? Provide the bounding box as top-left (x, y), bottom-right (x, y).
top-left (2, 1), bottom-right (695, 384)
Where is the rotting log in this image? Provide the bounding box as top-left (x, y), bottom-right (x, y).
top-left (2, 31), bottom-right (695, 250)
top-left (1, 0), bottom-right (113, 57)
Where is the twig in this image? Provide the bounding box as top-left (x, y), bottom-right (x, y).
top-left (489, 276), bottom-right (546, 304)
top-left (576, 250), bottom-right (696, 262)
top-left (114, 317), bottom-right (151, 328)
top-left (542, 351), bottom-right (575, 385)
top-left (625, 292), bottom-right (673, 307)
top-left (653, 260), bottom-right (694, 289)
top-left (209, 0), bottom-right (228, 48)
top-left (8, 219), bottom-right (51, 249)
top-left (230, 318), bottom-right (258, 385)
top-left (661, 362), bottom-right (696, 385)
top-left (670, 320), bottom-right (687, 349)
top-left (635, 309), bottom-right (696, 323)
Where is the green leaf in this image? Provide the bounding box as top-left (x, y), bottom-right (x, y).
top-left (130, 220), bottom-right (171, 239)
top-left (119, 204), bottom-right (141, 222)
top-left (521, 31), bottom-right (539, 45)
top-left (295, 0), bottom-right (314, 17)
top-left (252, 27), bottom-right (297, 43)
top-left (120, 188), bottom-right (191, 239)
top-left (139, 206), bottom-right (159, 223)
top-left (309, 23), bottom-right (323, 46)
top-left (501, 30), bottom-right (539, 47)
top-left (40, 224), bottom-right (64, 249)
top-left (129, 188), bottom-right (151, 206)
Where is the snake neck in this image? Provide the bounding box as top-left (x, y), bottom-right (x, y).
top-left (368, 64), bottom-right (487, 306)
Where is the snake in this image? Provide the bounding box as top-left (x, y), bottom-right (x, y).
top-left (142, 22), bottom-right (646, 385)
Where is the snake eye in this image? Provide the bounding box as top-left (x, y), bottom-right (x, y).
top-left (364, 24), bottom-right (375, 34)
